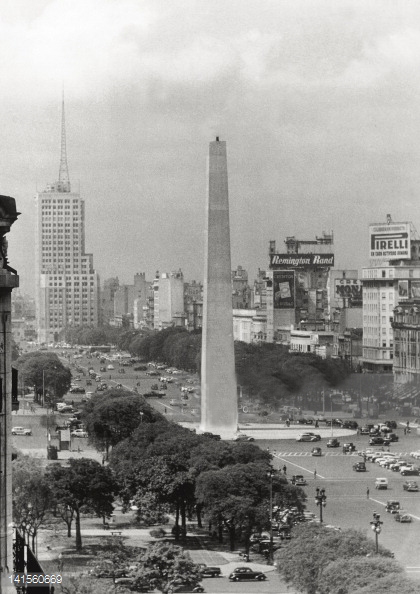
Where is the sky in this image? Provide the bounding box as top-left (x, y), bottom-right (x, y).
top-left (3, 0), bottom-right (420, 295)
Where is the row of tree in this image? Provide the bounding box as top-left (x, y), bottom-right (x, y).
top-left (276, 523), bottom-right (420, 594)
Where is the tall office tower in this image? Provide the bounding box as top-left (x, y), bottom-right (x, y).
top-left (200, 139), bottom-right (238, 438)
top-left (35, 98), bottom-right (99, 343)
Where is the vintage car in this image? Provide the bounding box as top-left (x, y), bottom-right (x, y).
top-left (385, 500), bottom-right (400, 514)
top-left (327, 438), bottom-right (340, 448)
top-left (403, 481), bottom-right (419, 492)
top-left (353, 461), bottom-right (366, 472)
top-left (311, 447), bottom-right (322, 456)
top-left (228, 567), bottom-right (267, 582)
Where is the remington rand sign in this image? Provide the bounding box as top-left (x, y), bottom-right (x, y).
top-left (270, 253), bottom-right (335, 269)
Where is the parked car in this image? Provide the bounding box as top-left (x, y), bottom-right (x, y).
top-left (327, 438), bottom-right (340, 448)
top-left (385, 433), bottom-right (399, 442)
top-left (167, 584), bottom-right (204, 593)
top-left (69, 386), bottom-right (85, 394)
top-left (198, 564), bottom-right (221, 577)
top-left (360, 425), bottom-right (374, 435)
top-left (234, 434), bottom-right (255, 442)
top-left (369, 436), bottom-right (385, 446)
top-left (296, 418), bottom-right (313, 424)
top-left (353, 462), bottom-right (366, 472)
top-left (403, 481), bottom-right (419, 492)
top-left (296, 433), bottom-right (321, 442)
top-left (107, 364), bottom-right (114, 370)
top-left (58, 405), bottom-right (73, 413)
top-left (11, 426), bottom-right (32, 436)
top-left (228, 567), bottom-right (267, 582)
top-left (71, 429), bottom-right (88, 438)
top-left (401, 467), bottom-right (420, 476)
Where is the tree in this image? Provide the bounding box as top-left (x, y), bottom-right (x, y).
top-left (15, 351), bottom-right (71, 403)
top-left (133, 542), bottom-right (202, 593)
top-left (275, 524), bottom-right (394, 594)
top-left (130, 492), bottom-right (169, 526)
top-left (195, 464), bottom-right (303, 551)
top-left (353, 574), bottom-right (420, 594)
top-left (12, 456), bottom-right (53, 551)
top-left (317, 556), bottom-right (403, 594)
top-left (45, 458), bottom-right (117, 551)
top-left (82, 390), bottom-right (161, 458)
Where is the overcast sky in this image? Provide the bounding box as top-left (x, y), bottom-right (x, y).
top-left (4, 0), bottom-right (420, 295)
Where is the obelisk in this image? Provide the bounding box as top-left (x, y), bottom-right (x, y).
top-left (200, 138), bottom-right (238, 438)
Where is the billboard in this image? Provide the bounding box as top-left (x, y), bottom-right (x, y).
top-left (369, 223), bottom-right (410, 260)
top-left (411, 281), bottom-right (420, 299)
top-left (270, 253), bottom-right (334, 268)
top-left (398, 281), bottom-right (409, 299)
top-left (334, 279), bottom-right (362, 307)
top-left (273, 270), bottom-right (295, 309)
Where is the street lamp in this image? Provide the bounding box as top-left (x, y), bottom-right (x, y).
top-left (266, 469), bottom-right (274, 564)
top-left (370, 512), bottom-right (383, 554)
top-left (315, 487), bottom-right (327, 523)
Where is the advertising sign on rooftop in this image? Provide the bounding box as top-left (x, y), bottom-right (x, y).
top-left (270, 253), bottom-right (334, 268)
top-left (369, 223), bottom-right (410, 260)
top-left (273, 270), bottom-right (295, 309)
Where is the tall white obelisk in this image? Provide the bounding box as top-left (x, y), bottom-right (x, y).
top-left (200, 138), bottom-right (238, 438)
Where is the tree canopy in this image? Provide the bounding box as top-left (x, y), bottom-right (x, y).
top-left (45, 458), bottom-right (117, 550)
top-left (15, 352), bottom-right (71, 401)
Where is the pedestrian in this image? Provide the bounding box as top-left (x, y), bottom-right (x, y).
top-left (283, 465), bottom-right (287, 475)
top-left (58, 552), bottom-right (63, 572)
top-left (367, 487), bottom-right (370, 499)
top-left (314, 469), bottom-right (317, 479)
top-left (404, 427), bottom-right (407, 435)
top-left (164, 407), bottom-right (167, 414)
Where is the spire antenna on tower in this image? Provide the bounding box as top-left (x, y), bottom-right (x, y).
top-left (58, 89), bottom-right (71, 192)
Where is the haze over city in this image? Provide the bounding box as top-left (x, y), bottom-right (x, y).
top-left (3, 0), bottom-right (420, 293)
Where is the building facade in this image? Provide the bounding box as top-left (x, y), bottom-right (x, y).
top-left (362, 218), bottom-right (420, 372)
top-left (35, 100), bottom-right (99, 343)
top-left (153, 270), bottom-right (185, 330)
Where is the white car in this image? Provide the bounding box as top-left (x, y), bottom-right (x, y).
top-left (410, 451), bottom-right (420, 459)
top-left (71, 429), bottom-right (88, 438)
top-left (12, 426), bottom-right (32, 436)
top-left (107, 365), bottom-right (114, 370)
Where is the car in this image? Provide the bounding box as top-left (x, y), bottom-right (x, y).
top-left (58, 405), bottom-right (74, 413)
top-left (343, 443), bottom-right (356, 453)
top-left (369, 436), bottom-right (385, 445)
top-left (360, 424), bottom-right (374, 435)
top-left (403, 481), bottom-right (419, 492)
top-left (385, 500), bottom-right (400, 513)
top-left (353, 462), bottom-right (366, 472)
top-left (167, 584), bottom-right (204, 593)
top-left (107, 364), bottom-right (114, 370)
top-left (395, 513), bottom-right (412, 523)
top-left (384, 433), bottom-right (399, 443)
top-left (342, 420), bottom-right (358, 429)
top-left (11, 426), bottom-right (32, 436)
top-left (116, 383), bottom-right (123, 389)
top-left (69, 386), bottom-right (85, 394)
top-left (311, 447), bottom-right (322, 456)
top-left (327, 438), bottom-right (340, 448)
top-left (71, 429), bottom-right (88, 438)
top-left (170, 399), bottom-right (178, 405)
top-left (198, 564), bottom-right (221, 577)
top-left (296, 418), bottom-right (313, 424)
top-left (234, 434), bottom-right (255, 442)
top-left (296, 433), bottom-right (321, 442)
top-left (291, 475), bottom-right (307, 486)
top-left (228, 567), bottom-right (267, 582)
top-left (401, 467), bottom-right (420, 476)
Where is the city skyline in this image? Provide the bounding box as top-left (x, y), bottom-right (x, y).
top-left (3, 1), bottom-right (420, 295)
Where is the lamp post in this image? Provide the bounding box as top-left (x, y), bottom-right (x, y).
top-left (267, 469), bottom-right (274, 565)
top-left (370, 512), bottom-right (383, 553)
top-left (140, 412), bottom-right (144, 424)
top-left (315, 487), bottom-right (327, 523)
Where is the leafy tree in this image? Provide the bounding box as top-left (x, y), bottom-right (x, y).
top-left (45, 458), bottom-right (117, 550)
top-left (82, 390), bottom-right (161, 458)
top-left (12, 456), bottom-right (53, 551)
top-left (15, 352), bottom-right (71, 403)
top-left (353, 574), bottom-right (420, 594)
top-left (131, 492), bottom-right (169, 526)
top-left (56, 576), bottom-right (117, 594)
top-left (275, 524), bottom-right (394, 594)
top-left (318, 556), bottom-right (403, 594)
top-left (132, 542), bottom-right (202, 593)
top-left (195, 464), bottom-right (303, 551)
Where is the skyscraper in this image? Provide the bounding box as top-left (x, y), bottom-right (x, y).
top-left (35, 97), bottom-right (99, 343)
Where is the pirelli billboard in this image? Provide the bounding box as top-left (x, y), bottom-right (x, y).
top-left (369, 223), bottom-right (410, 260)
top-left (270, 253), bottom-right (335, 269)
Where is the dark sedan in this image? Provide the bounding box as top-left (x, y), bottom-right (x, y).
top-left (369, 436), bottom-right (385, 445)
top-left (229, 567), bottom-right (267, 582)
